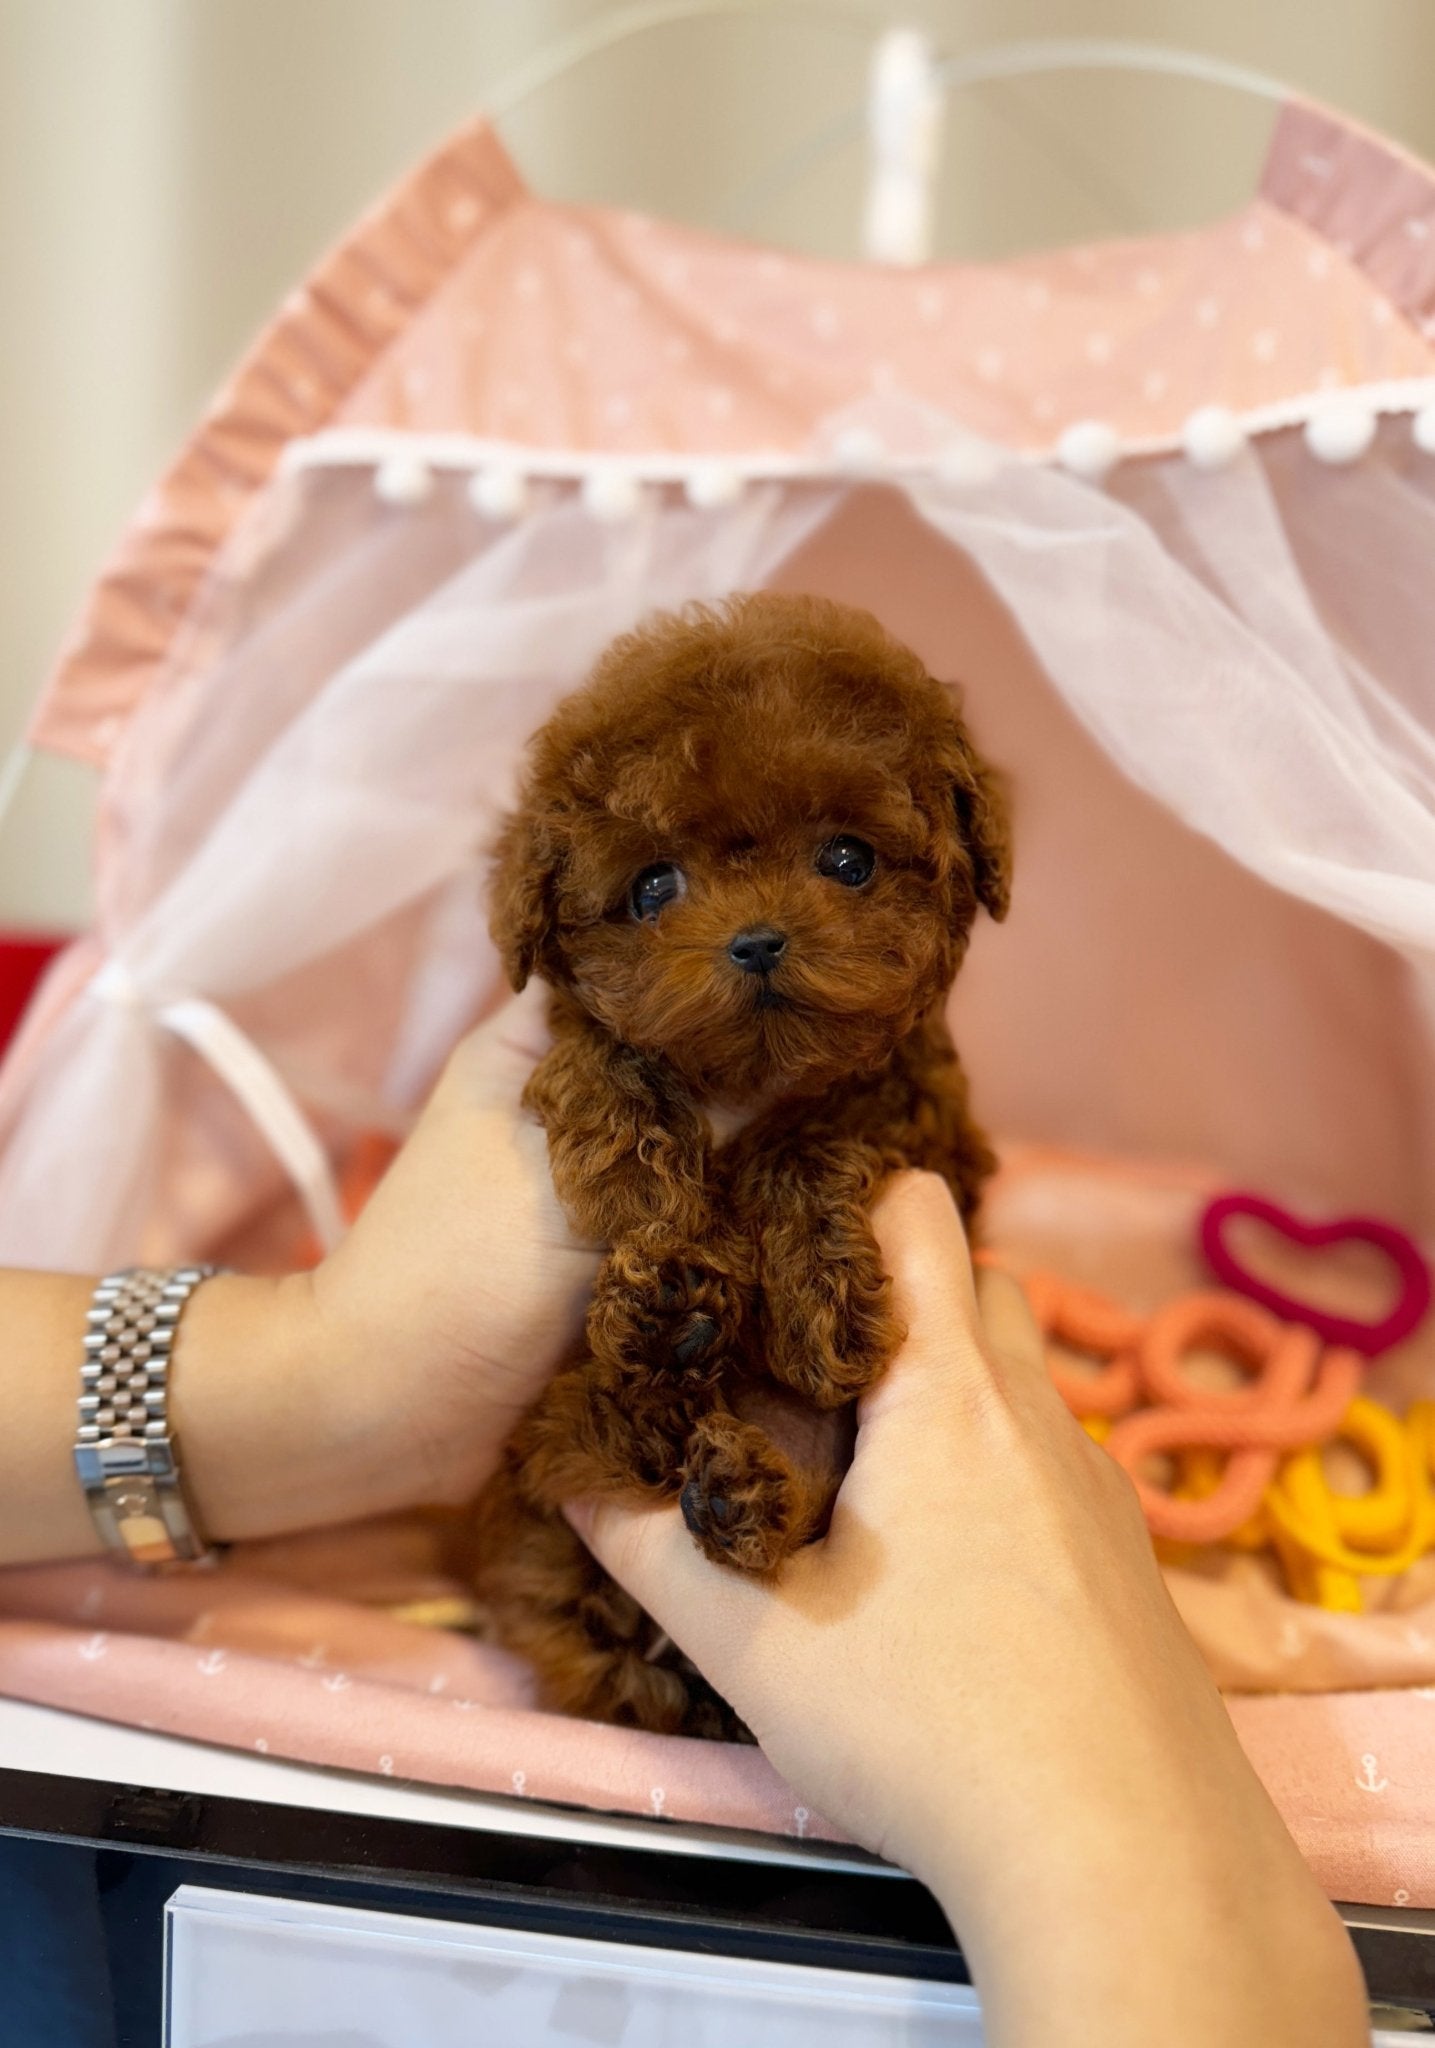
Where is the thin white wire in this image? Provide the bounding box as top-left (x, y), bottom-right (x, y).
top-left (936, 38), bottom-right (1291, 106)
top-left (730, 36), bottom-right (1296, 232)
top-left (481, 16), bottom-right (1297, 239)
top-left (484, 0), bottom-right (876, 125)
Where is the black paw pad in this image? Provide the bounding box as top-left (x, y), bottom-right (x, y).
top-left (680, 1480), bottom-right (736, 1548)
top-left (673, 1312), bottom-right (719, 1367)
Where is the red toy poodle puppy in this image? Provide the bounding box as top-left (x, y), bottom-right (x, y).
top-left (467, 590), bottom-right (1010, 1737)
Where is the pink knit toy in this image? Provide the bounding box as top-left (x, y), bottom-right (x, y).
top-left (1023, 1271), bottom-right (1360, 1544)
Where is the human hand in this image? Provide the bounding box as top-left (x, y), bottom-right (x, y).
top-left (306, 981), bottom-right (598, 1503)
top-left (568, 1174), bottom-right (1366, 2048)
top-left (178, 983), bottom-right (598, 1542)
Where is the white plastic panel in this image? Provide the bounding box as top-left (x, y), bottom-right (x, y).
top-left (164, 1883), bottom-right (987, 2046)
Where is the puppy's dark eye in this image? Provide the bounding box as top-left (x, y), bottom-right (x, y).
top-left (815, 836), bottom-right (876, 888)
top-left (629, 862), bottom-right (686, 921)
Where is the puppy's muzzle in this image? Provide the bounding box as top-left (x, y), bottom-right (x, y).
top-left (727, 926), bottom-right (788, 976)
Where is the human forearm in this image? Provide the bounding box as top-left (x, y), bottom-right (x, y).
top-left (0, 1267), bottom-right (362, 1566)
top-left (0, 1271), bottom-right (106, 1562)
top-left (915, 1767), bottom-right (1367, 2048)
top-left (0, 991), bottom-right (597, 1569)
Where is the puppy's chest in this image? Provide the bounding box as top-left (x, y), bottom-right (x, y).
top-left (699, 1093), bottom-right (816, 1191)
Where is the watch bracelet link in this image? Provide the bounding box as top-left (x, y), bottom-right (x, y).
top-left (73, 1265), bottom-right (221, 1567)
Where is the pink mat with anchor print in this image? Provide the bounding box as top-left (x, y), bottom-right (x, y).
top-left (2, 1148), bottom-right (1434, 1909)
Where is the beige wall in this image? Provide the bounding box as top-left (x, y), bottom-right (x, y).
top-left (4, 0), bottom-right (1435, 930)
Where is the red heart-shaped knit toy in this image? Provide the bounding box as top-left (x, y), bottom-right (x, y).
top-left (1198, 1192), bottom-right (1431, 1359)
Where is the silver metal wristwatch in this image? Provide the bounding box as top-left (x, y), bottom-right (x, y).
top-left (73, 1265), bottom-right (220, 1567)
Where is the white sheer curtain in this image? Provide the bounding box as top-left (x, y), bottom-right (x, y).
top-left (11, 3), bottom-right (1435, 935)
top-left (3, 396), bottom-right (1435, 1266)
top-left (0, 475), bottom-right (841, 1265)
top-left (914, 433), bottom-right (1435, 954)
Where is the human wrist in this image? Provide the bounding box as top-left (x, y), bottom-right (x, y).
top-left (911, 1759), bottom-right (1255, 1942)
top-left (0, 1271), bottom-right (109, 1565)
top-left (960, 1879), bottom-right (1362, 2048)
top-left (914, 1780), bottom-right (1363, 2048)
top-left (173, 1268), bottom-right (393, 1542)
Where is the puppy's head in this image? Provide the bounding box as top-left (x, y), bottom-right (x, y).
top-left (490, 592), bottom-right (1009, 1099)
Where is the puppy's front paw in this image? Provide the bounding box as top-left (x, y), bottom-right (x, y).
top-left (678, 1414), bottom-right (814, 1575)
top-left (587, 1245), bottom-right (738, 1380)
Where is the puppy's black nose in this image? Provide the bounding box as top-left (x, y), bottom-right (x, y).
top-left (728, 926), bottom-right (788, 975)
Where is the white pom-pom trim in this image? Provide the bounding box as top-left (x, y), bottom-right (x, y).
top-left (933, 437), bottom-right (999, 489)
top-left (373, 454), bottom-right (435, 507)
top-left (1181, 405), bottom-right (1246, 471)
top-left (831, 427), bottom-right (887, 475)
top-left (276, 376), bottom-right (1435, 505)
top-left (1056, 420), bottom-right (1121, 481)
top-left (467, 464), bottom-right (528, 521)
top-left (1304, 402), bottom-right (1377, 465)
top-left (684, 462), bottom-right (744, 510)
top-left (581, 468), bottom-right (645, 522)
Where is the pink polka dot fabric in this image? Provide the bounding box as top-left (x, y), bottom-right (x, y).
top-left (28, 96), bottom-right (1435, 768)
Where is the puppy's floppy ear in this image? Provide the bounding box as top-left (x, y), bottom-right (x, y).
top-left (488, 806), bottom-right (565, 990)
top-left (930, 698), bottom-right (1012, 923)
top-left (950, 741), bottom-right (1012, 922)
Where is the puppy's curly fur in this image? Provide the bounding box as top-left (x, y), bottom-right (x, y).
top-left (466, 591), bottom-right (1010, 1738)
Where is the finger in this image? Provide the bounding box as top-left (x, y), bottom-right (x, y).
top-left (857, 1177), bottom-right (1057, 1458)
top-left (437, 980), bottom-right (553, 1112)
top-left (860, 1173), bottom-right (986, 1424)
top-left (974, 1263), bottom-right (1054, 1389)
top-left (565, 1497), bottom-right (777, 1686)
top-left (871, 1170), bottom-right (979, 1317)
top-left (482, 977), bottom-right (554, 1067)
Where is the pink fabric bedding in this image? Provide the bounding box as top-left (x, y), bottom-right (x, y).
top-left (2, 1540), bottom-right (1434, 1907)
top-left (3, 1147), bottom-right (1433, 1907)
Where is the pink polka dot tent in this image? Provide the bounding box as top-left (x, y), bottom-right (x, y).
top-left (5, 49), bottom-right (1435, 1907)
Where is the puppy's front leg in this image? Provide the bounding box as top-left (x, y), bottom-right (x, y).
top-left (737, 1135), bottom-right (900, 1410)
top-left (733, 1012), bottom-right (995, 1408)
top-left (527, 994), bottom-right (743, 1373)
top-left (512, 1357), bottom-right (702, 1508)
